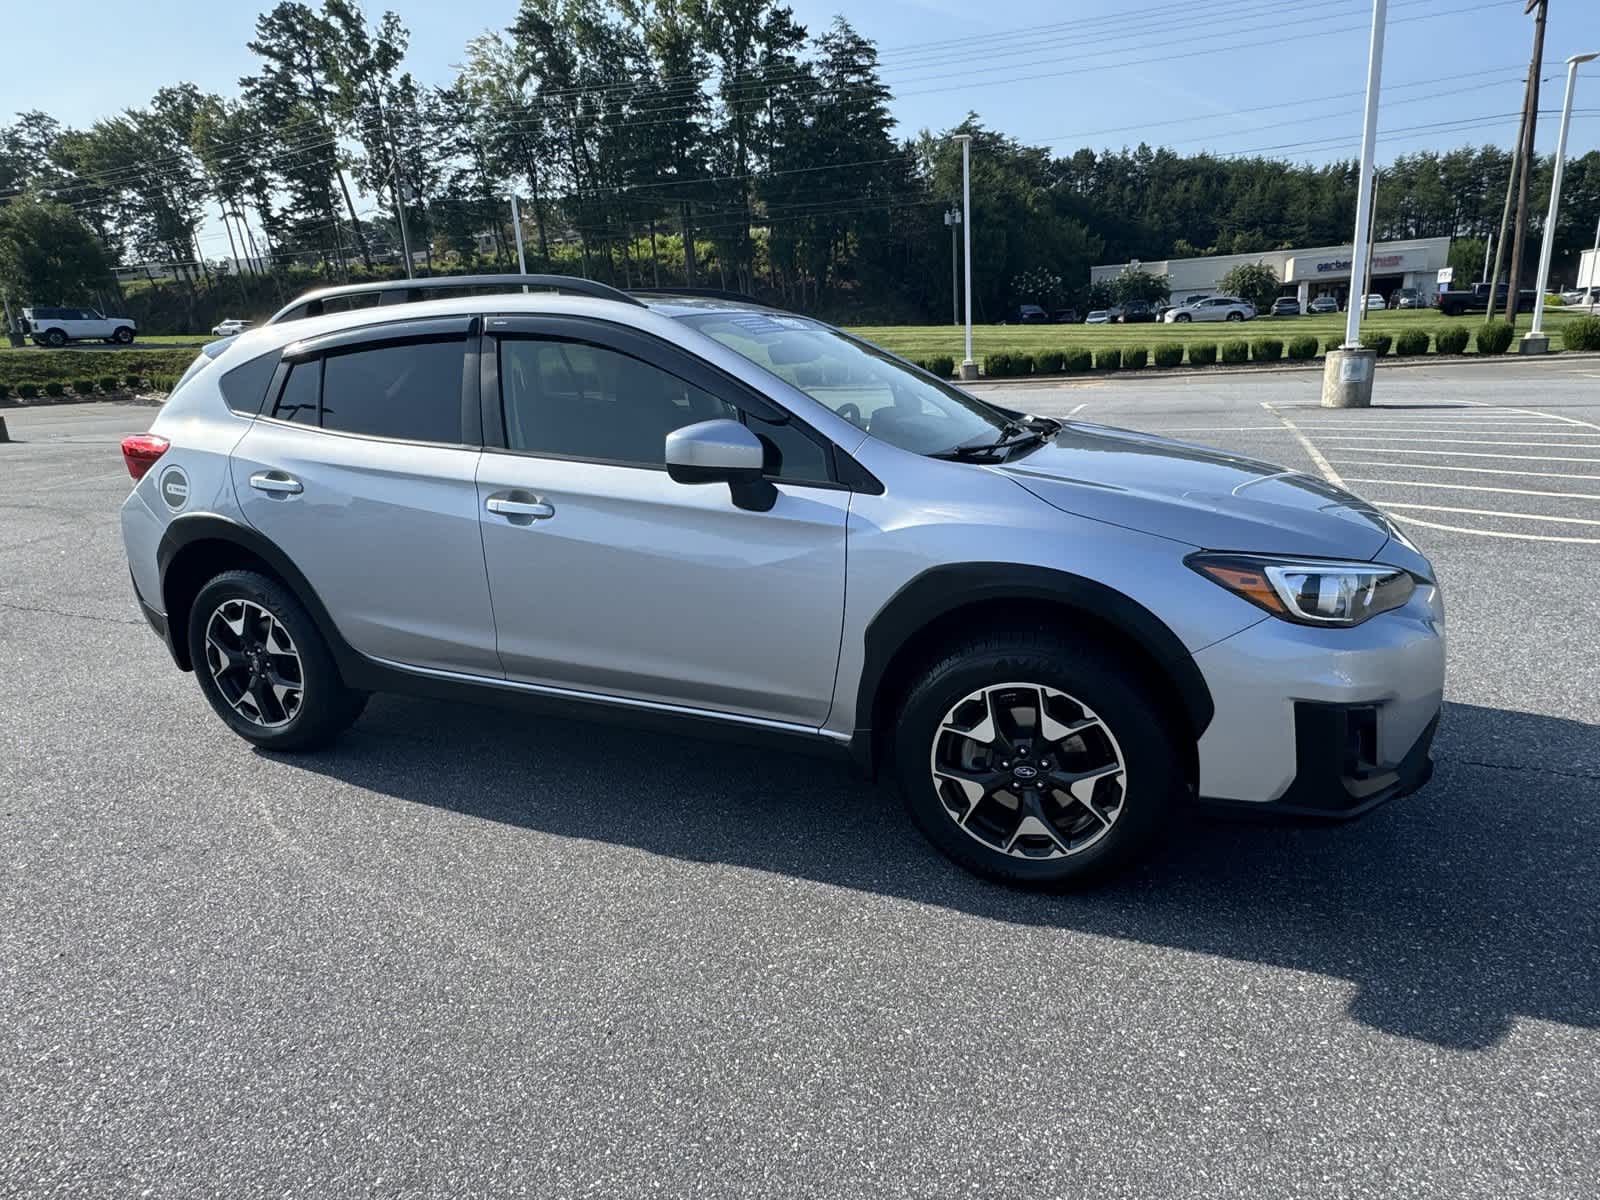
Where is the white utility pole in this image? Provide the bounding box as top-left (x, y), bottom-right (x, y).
top-left (1482, 233), bottom-right (1493, 283)
top-left (1526, 52), bottom-right (1599, 348)
top-left (1342, 0), bottom-right (1387, 349)
top-left (953, 134), bottom-right (975, 378)
top-left (944, 207), bottom-right (961, 326)
top-left (510, 192), bottom-right (529, 288)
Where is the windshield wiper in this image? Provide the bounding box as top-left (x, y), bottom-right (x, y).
top-left (931, 416), bottom-right (1060, 461)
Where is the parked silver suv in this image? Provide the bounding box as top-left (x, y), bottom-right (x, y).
top-left (119, 276), bottom-right (1444, 886)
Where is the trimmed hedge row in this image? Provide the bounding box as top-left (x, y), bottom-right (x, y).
top-left (0, 371), bottom-right (162, 402)
top-left (1563, 315), bottom-right (1600, 351)
top-left (0, 347), bottom-right (196, 390)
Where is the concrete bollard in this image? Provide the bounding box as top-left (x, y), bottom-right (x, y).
top-left (1321, 347), bottom-right (1377, 408)
top-left (0, 415), bottom-right (9, 442)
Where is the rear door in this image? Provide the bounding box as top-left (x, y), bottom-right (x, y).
top-left (229, 316), bottom-right (500, 675)
top-left (475, 314), bottom-right (849, 726)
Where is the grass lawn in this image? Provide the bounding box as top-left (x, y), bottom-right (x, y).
top-left (846, 309), bottom-right (1586, 363)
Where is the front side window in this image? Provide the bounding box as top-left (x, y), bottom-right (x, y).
top-left (320, 339), bottom-right (464, 443)
top-left (677, 311), bottom-right (1009, 456)
top-left (500, 337), bottom-right (734, 467)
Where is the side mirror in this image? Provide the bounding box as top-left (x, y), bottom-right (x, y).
top-left (665, 418), bottom-right (777, 512)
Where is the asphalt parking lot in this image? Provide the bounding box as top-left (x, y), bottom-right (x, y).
top-left (3, 358), bottom-right (1599, 1198)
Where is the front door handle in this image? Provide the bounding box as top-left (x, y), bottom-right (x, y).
top-left (486, 494), bottom-right (555, 520)
top-left (249, 471), bottom-right (303, 495)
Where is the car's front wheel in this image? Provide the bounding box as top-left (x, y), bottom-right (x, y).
top-left (892, 630), bottom-right (1182, 887)
top-left (1173, 312), bottom-right (1190, 322)
top-left (113, 327), bottom-right (134, 344)
top-left (188, 569), bottom-right (366, 751)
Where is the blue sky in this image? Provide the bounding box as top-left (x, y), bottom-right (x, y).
top-left (4, 0), bottom-right (1598, 232)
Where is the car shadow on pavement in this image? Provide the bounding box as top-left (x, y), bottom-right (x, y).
top-left (279, 697), bottom-right (1598, 1052)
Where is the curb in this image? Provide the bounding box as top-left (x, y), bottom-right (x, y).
top-left (961, 348), bottom-right (1600, 385)
top-left (0, 391), bottom-right (164, 409)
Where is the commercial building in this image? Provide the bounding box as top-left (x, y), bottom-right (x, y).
top-left (1091, 236), bottom-right (1452, 308)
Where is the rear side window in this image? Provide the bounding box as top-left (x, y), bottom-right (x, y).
top-left (272, 361), bottom-right (320, 424)
top-left (220, 352), bottom-right (281, 416)
top-left (320, 339), bottom-right (464, 444)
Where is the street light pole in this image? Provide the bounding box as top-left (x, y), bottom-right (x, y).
top-left (953, 134), bottom-right (975, 379)
top-left (510, 192), bottom-right (529, 288)
top-left (1526, 52), bottom-right (1599, 349)
top-left (1323, 0), bottom-right (1386, 409)
top-left (944, 207), bottom-right (961, 326)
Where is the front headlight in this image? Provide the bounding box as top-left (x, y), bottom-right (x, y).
top-left (1187, 553), bottom-right (1418, 627)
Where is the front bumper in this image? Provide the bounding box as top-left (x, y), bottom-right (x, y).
top-left (1191, 582), bottom-right (1445, 812)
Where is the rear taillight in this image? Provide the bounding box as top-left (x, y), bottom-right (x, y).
top-left (121, 434), bottom-right (170, 480)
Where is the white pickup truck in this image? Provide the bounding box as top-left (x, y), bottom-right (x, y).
top-left (22, 306), bottom-right (137, 346)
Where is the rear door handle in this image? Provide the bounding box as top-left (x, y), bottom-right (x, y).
top-left (249, 471), bottom-right (303, 495)
top-left (486, 494), bottom-right (555, 520)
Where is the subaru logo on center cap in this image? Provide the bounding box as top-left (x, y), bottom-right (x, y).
top-left (1012, 764), bottom-right (1039, 779)
top-left (159, 466), bottom-right (189, 511)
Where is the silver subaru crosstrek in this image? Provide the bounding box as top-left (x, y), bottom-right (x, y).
top-left (119, 276), bottom-right (1444, 887)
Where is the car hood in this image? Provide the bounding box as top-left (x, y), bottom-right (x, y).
top-left (998, 422), bottom-right (1397, 559)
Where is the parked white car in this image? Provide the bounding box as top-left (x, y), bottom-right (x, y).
top-left (1163, 296), bottom-right (1255, 323)
top-left (22, 306), bottom-right (136, 346)
top-left (212, 319), bottom-right (255, 337)
top-left (1361, 294), bottom-right (1386, 311)
top-left (1085, 310), bottom-right (1112, 324)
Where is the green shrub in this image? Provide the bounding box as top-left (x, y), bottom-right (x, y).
top-left (1249, 337), bottom-right (1283, 362)
top-left (1152, 342), bottom-right (1184, 368)
top-left (1033, 349), bottom-right (1064, 374)
top-left (1120, 346), bottom-right (1147, 369)
top-left (1287, 335), bottom-right (1319, 360)
top-left (1189, 341), bottom-right (1217, 366)
top-left (18, 382), bottom-right (40, 399)
top-left (72, 378), bottom-right (98, 396)
top-left (1545, 293), bottom-right (1565, 307)
top-left (1094, 346), bottom-right (1121, 371)
top-left (983, 350), bottom-right (1019, 377)
top-left (1324, 336), bottom-right (1345, 353)
top-left (1394, 329), bottom-right (1430, 356)
top-left (1435, 326), bottom-right (1470, 354)
top-left (99, 374), bottom-right (120, 392)
top-left (123, 373), bottom-right (144, 390)
top-left (1063, 348), bottom-right (1093, 374)
top-left (0, 383), bottom-right (9, 401)
top-left (924, 354), bottom-right (955, 378)
top-left (147, 374), bottom-right (180, 393)
top-left (1477, 320), bottom-right (1514, 355)
top-left (1359, 331), bottom-right (1393, 355)
top-left (1220, 339), bottom-right (1248, 364)
top-left (44, 381), bottom-right (65, 397)
top-left (1561, 315), bottom-right (1600, 351)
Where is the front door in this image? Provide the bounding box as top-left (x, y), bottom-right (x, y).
top-left (476, 318), bottom-right (849, 727)
top-left (230, 319), bottom-right (500, 675)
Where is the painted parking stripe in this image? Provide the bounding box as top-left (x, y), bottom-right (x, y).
top-left (1458, 399), bottom-right (1600, 431)
top-left (1377, 503), bottom-right (1600, 527)
top-left (1385, 514), bottom-right (1600, 545)
top-left (1341, 478), bottom-right (1600, 501)
top-left (1328, 447), bottom-right (1600, 464)
top-left (1259, 403), bottom-right (1344, 487)
top-left (1313, 435), bottom-right (1600, 448)
top-left (1326, 459), bottom-right (1600, 482)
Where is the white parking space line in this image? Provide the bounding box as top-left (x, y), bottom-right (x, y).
top-left (1458, 399), bottom-right (1600, 431)
top-left (1386, 514), bottom-right (1600, 544)
top-left (1296, 423), bottom-right (1576, 432)
top-left (1332, 447), bottom-right (1600, 464)
top-left (1342, 478), bottom-right (1600, 501)
top-left (1379, 503), bottom-right (1600, 527)
top-left (1067, 402), bottom-right (1089, 416)
top-left (1327, 458), bottom-right (1600, 481)
top-left (1259, 402), bottom-right (1344, 487)
top-left (1314, 435), bottom-right (1600, 449)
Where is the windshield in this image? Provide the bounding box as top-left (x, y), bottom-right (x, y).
top-left (677, 311), bottom-right (1009, 455)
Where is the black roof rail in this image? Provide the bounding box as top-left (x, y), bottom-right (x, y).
top-left (266, 274), bottom-right (645, 324)
top-left (629, 286), bottom-right (776, 308)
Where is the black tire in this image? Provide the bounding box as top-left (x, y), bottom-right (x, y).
top-left (44, 328), bottom-right (66, 347)
top-left (1173, 312), bottom-right (1191, 323)
top-left (891, 628), bottom-right (1183, 888)
top-left (1226, 311), bottom-right (1243, 322)
top-left (187, 569), bottom-right (366, 751)
top-left (113, 327), bottom-right (134, 344)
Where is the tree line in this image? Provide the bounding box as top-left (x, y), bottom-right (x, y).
top-left (1, 0), bottom-right (1597, 332)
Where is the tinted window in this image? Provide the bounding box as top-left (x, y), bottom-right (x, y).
top-left (320, 339), bottom-right (464, 443)
top-left (499, 338), bottom-right (734, 466)
top-left (220, 351), bottom-right (281, 416)
top-left (272, 361), bottom-right (320, 424)
top-left (748, 413), bottom-right (830, 484)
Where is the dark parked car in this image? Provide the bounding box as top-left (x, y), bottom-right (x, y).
top-left (1269, 297), bottom-right (1301, 317)
top-left (1050, 307), bottom-right (1080, 324)
top-left (1390, 288), bottom-right (1423, 310)
top-left (1306, 295), bottom-right (1340, 315)
top-left (1012, 304), bottom-right (1050, 324)
top-left (1117, 300), bottom-right (1158, 324)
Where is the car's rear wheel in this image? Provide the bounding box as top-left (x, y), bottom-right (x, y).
top-left (1226, 311), bottom-right (1243, 322)
top-left (892, 630), bottom-right (1182, 888)
top-left (187, 569), bottom-right (365, 751)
